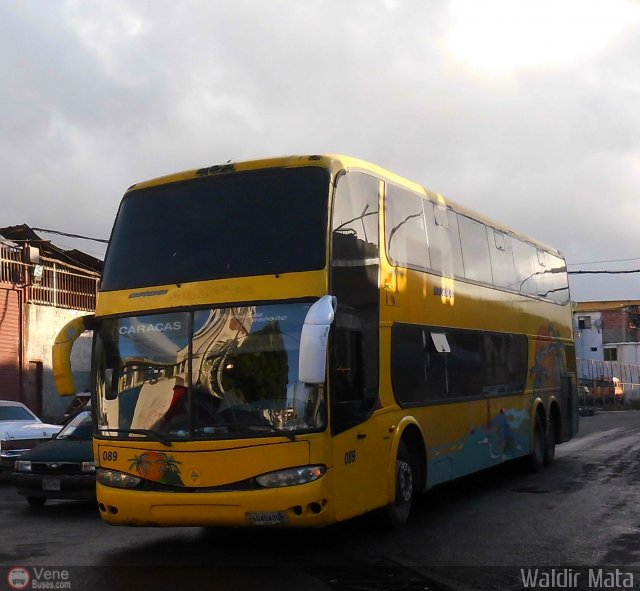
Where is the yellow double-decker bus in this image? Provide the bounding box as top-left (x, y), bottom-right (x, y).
top-left (53, 155), bottom-right (578, 528)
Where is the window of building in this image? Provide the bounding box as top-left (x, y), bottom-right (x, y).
top-left (578, 316), bottom-right (592, 330)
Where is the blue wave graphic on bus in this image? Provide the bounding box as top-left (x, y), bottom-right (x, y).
top-left (428, 407), bottom-right (529, 485)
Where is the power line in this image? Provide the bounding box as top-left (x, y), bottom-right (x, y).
top-left (32, 227), bottom-right (109, 244)
top-left (568, 269), bottom-right (640, 275)
top-left (567, 256), bottom-right (640, 266)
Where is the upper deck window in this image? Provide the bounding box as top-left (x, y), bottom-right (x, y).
top-left (101, 167), bottom-right (330, 291)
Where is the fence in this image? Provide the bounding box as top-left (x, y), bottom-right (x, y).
top-left (0, 242), bottom-right (24, 284)
top-left (577, 357), bottom-right (640, 409)
top-left (1, 243), bottom-right (99, 312)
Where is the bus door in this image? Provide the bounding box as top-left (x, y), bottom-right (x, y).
top-left (329, 318), bottom-right (388, 520)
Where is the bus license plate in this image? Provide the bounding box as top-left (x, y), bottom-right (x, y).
top-left (245, 511), bottom-right (288, 526)
top-left (42, 478), bottom-right (61, 492)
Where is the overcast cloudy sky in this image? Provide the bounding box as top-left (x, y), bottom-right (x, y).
top-left (1, 0), bottom-right (639, 302)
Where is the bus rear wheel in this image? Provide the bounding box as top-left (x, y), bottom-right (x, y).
top-left (544, 413), bottom-right (556, 465)
top-left (529, 414), bottom-right (545, 472)
top-left (384, 441), bottom-right (414, 528)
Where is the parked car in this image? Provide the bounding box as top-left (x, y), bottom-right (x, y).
top-left (0, 401), bottom-right (62, 471)
top-left (12, 409), bottom-right (95, 507)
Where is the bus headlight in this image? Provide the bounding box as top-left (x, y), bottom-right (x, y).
top-left (15, 461), bottom-right (32, 472)
top-left (97, 468), bottom-right (142, 489)
top-left (255, 465), bottom-right (326, 488)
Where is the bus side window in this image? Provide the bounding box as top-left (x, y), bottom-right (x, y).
top-left (330, 172), bottom-right (380, 435)
top-left (331, 325), bottom-right (363, 425)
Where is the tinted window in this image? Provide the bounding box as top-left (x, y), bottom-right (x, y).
top-left (548, 254), bottom-right (569, 304)
top-left (513, 239), bottom-right (538, 296)
top-left (535, 251), bottom-right (570, 304)
top-left (392, 324), bottom-right (528, 405)
top-left (458, 216), bottom-right (493, 284)
top-left (102, 167), bottom-right (329, 291)
top-left (447, 211), bottom-right (465, 277)
top-left (512, 240), bottom-right (569, 303)
top-left (331, 172), bottom-right (380, 434)
top-left (332, 173), bottom-right (379, 273)
top-left (489, 229), bottom-right (518, 291)
top-left (385, 184), bottom-right (429, 271)
top-left (425, 202), bottom-right (465, 277)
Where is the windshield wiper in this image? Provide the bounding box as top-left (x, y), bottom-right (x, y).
top-left (194, 422), bottom-right (296, 441)
top-left (248, 423), bottom-right (296, 441)
top-left (98, 428), bottom-right (172, 447)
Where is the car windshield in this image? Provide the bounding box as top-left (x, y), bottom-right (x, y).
top-left (57, 410), bottom-right (93, 440)
top-left (94, 303), bottom-right (326, 440)
top-left (0, 406), bottom-right (37, 421)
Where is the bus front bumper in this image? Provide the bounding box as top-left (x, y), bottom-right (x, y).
top-left (96, 476), bottom-right (334, 527)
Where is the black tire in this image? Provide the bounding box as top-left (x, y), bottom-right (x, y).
top-left (26, 497), bottom-right (46, 508)
top-left (384, 441), bottom-right (414, 528)
top-left (544, 413), bottom-right (556, 465)
top-left (529, 414), bottom-right (545, 473)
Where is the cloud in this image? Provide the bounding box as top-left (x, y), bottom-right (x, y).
top-left (0, 0), bottom-right (638, 299)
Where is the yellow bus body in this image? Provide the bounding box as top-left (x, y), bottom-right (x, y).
top-left (53, 155), bottom-right (576, 527)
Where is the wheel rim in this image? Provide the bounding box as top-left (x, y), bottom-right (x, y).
top-left (397, 460), bottom-right (413, 504)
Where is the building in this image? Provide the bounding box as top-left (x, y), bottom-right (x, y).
top-left (574, 300), bottom-right (640, 406)
top-left (0, 225), bottom-right (102, 422)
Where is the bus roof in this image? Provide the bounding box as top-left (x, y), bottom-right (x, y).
top-left (125, 154), bottom-right (563, 258)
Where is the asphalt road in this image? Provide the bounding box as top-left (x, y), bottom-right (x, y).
top-left (1, 410), bottom-right (639, 591)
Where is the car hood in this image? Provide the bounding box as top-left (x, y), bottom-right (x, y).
top-left (17, 438), bottom-right (94, 463)
top-left (0, 421), bottom-right (62, 440)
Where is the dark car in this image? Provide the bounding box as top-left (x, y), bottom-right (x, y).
top-left (12, 409), bottom-right (95, 507)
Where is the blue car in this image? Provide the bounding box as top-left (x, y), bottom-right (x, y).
top-left (12, 409), bottom-right (95, 507)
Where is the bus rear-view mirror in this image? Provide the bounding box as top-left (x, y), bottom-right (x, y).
top-left (299, 295), bottom-right (336, 384)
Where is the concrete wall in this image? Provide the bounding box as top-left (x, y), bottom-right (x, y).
top-left (619, 343), bottom-right (640, 366)
top-left (24, 304), bottom-right (92, 422)
top-left (574, 311), bottom-right (603, 361)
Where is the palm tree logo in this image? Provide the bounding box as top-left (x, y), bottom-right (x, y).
top-left (157, 453), bottom-right (184, 486)
top-left (128, 451), bottom-right (184, 486)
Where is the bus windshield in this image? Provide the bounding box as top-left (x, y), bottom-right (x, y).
top-left (94, 303), bottom-right (326, 440)
top-left (101, 166), bottom-right (329, 291)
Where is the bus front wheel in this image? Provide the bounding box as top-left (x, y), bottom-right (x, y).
top-left (384, 441), bottom-right (414, 528)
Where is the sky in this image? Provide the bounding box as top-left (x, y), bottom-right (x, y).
top-left (1, 0), bottom-right (639, 302)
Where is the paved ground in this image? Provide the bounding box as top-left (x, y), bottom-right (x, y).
top-left (0, 410), bottom-right (638, 590)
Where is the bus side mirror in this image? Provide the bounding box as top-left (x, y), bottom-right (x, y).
top-left (52, 315), bottom-right (96, 396)
top-left (299, 295), bottom-right (336, 384)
